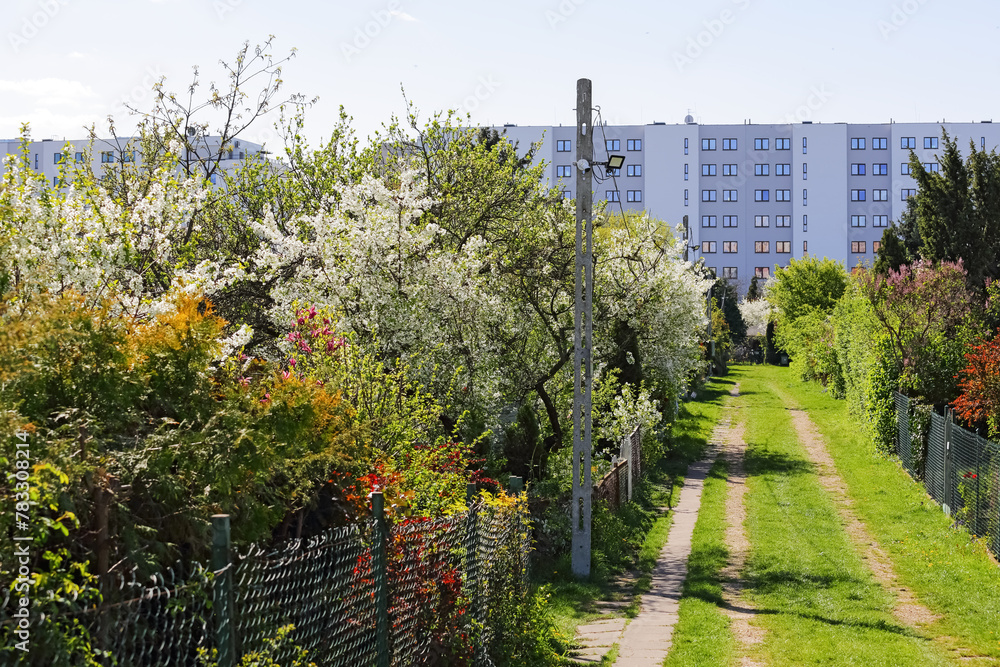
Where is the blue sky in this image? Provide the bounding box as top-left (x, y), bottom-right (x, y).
top-left (2, 0), bottom-right (997, 150)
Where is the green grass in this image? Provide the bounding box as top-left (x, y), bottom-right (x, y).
top-left (662, 454), bottom-right (738, 666)
top-left (541, 374), bottom-right (733, 659)
top-left (768, 365), bottom-right (1000, 662)
top-left (738, 367), bottom-right (950, 666)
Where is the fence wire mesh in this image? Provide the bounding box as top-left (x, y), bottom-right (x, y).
top-left (892, 392), bottom-right (1000, 564)
top-left (1, 494), bottom-right (530, 666)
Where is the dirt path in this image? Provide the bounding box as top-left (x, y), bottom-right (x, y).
top-left (717, 386), bottom-right (766, 667)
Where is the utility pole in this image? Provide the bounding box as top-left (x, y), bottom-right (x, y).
top-left (572, 78), bottom-right (593, 578)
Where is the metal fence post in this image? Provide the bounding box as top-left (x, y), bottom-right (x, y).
top-left (371, 492), bottom-right (390, 667)
top-left (211, 514), bottom-right (235, 667)
top-left (465, 483), bottom-right (482, 665)
top-left (944, 409), bottom-right (954, 516)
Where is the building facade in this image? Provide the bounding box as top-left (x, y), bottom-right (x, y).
top-left (0, 135), bottom-right (264, 187)
top-left (499, 119), bottom-right (1000, 289)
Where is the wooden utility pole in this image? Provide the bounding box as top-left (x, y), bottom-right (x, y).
top-left (572, 78), bottom-right (593, 578)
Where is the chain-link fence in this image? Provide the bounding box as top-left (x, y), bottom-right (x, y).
top-left (893, 392), bottom-right (1000, 563)
top-left (0, 486), bottom-right (530, 666)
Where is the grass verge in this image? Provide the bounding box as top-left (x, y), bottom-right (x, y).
top-left (769, 364), bottom-right (1000, 662)
top-left (739, 366), bottom-right (949, 666)
top-left (540, 374), bottom-right (733, 661)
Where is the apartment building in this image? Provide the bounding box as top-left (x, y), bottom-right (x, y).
top-left (0, 134), bottom-right (264, 187)
top-left (500, 119), bottom-right (1000, 289)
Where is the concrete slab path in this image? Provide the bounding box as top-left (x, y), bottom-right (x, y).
top-left (613, 424), bottom-right (725, 666)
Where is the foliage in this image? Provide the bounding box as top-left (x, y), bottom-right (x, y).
top-left (953, 331), bottom-right (1000, 437)
top-left (767, 256), bottom-right (849, 324)
top-left (857, 260), bottom-right (979, 402)
top-left (198, 625), bottom-right (316, 667)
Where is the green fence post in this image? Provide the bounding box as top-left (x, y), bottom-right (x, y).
top-left (944, 409), bottom-right (954, 516)
top-left (465, 482), bottom-right (482, 665)
top-left (211, 514), bottom-right (235, 667)
top-left (509, 476), bottom-right (523, 494)
top-left (371, 492), bottom-right (390, 667)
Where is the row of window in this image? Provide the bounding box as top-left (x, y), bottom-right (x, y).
top-left (701, 138), bottom-right (793, 152)
top-left (852, 241), bottom-right (883, 253)
top-left (703, 267), bottom-right (770, 280)
top-left (700, 240), bottom-right (793, 254)
top-left (702, 189), bottom-right (793, 202)
top-left (555, 139), bottom-right (644, 153)
top-left (606, 190), bottom-right (643, 202)
top-left (850, 215), bottom-right (891, 227)
top-left (701, 214), bottom-right (792, 228)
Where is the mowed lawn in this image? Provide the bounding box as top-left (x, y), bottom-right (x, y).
top-left (666, 365), bottom-right (1000, 666)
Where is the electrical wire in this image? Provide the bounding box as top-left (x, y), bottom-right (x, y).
top-left (593, 106), bottom-right (630, 233)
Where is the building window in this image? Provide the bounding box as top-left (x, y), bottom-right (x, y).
top-left (723, 163), bottom-right (738, 176)
top-left (556, 140), bottom-right (571, 152)
top-left (851, 215), bottom-right (866, 227)
top-left (702, 189), bottom-right (717, 202)
top-left (122, 151), bottom-right (135, 163)
top-left (775, 138), bottom-right (790, 150)
top-left (802, 163), bottom-right (807, 180)
top-left (851, 163), bottom-right (866, 176)
top-left (754, 138), bottom-right (769, 151)
top-left (924, 136), bottom-right (939, 149)
top-left (723, 215), bottom-right (738, 227)
top-left (556, 165), bottom-right (572, 178)
top-left (722, 138), bottom-right (737, 150)
top-left (776, 163), bottom-right (790, 176)
top-left (754, 215), bottom-right (770, 228)
top-left (53, 176), bottom-right (61, 187)
top-left (851, 137), bottom-right (866, 150)
top-left (901, 188), bottom-right (916, 200)
top-left (100, 151), bottom-right (114, 164)
top-left (873, 215), bottom-right (889, 227)
top-left (627, 164), bottom-right (642, 177)
top-left (702, 164), bottom-right (717, 176)
top-left (923, 162), bottom-right (940, 173)
top-left (723, 189), bottom-right (738, 202)
top-left (873, 163), bottom-right (888, 175)
top-left (983, 137), bottom-right (987, 149)
top-left (606, 190), bottom-right (620, 202)
top-left (684, 164), bottom-right (689, 180)
top-left (851, 189), bottom-right (866, 201)
top-left (706, 267), bottom-right (717, 278)
top-left (702, 138), bottom-right (717, 151)
top-left (873, 241), bottom-right (882, 253)
top-left (702, 241), bottom-right (717, 253)
top-left (901, 163), bottom-right (912, 175)
top-left (872, 137), bottom-right (888, 150)
top-left (606, 139), bottom-right (620, 152)
top-left (755, 164), bottom-right (769, 176)
top-left (724, 241), bottom-right (738, 253)
top-left (53, 152), bottom-right (63, 164)
top-left (776, 189), bottom-right (790, 202)
top-left (873, 189), bottom-right (888, 201)
top-left (852, 241), bottom-right (867, 253)
top-left (755, 267), bottom-right (771, 279)
top-left (803, 188), bottom-right (808, 205)
top-left (803, 240), bottom-right (808, 254)
top-left (684, 189), bottom-right (689, 205)
top-left (755, 241), bottom-right (770, 253)
top-left (754, 189), bottom-right (769, 202)
top-left (702, 215), bottom-right (717, 227)
top-left (802, 137), bottom-right (808, 154)
top-left (776, 215), bottom-right (791, 227)
top-left (776, 241), bottom-right (791, 253)
top-left (75, 151), bottom-right (83, 161)
top-left (901, 137), bottom-right (916, 149)
top-left (803, 214), bottom-right (808, 231)
top-left (627, 190), bottom-right (642, 202)
top-left (684, 138), bottom-right (689, 155)
top-left (723, 267), bottom-right (738, 279)
top-left (561, 190), bottom-right (571, 199)
top-left (627, 139), bottom-right (642, 151)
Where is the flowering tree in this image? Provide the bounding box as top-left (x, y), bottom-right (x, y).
top-left (953, 334), bottom-right (1000, 437)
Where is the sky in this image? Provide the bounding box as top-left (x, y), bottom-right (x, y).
top-left (2, 0), bottom-right (999, 151)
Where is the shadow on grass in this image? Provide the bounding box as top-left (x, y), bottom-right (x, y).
top-left (743, 448), bottom-right (815, 478)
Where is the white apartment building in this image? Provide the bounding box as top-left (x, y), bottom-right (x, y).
top-left (500, 119), bottom-right (1000, 289)
top-left (0, 135), bottom-right (264, 187)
